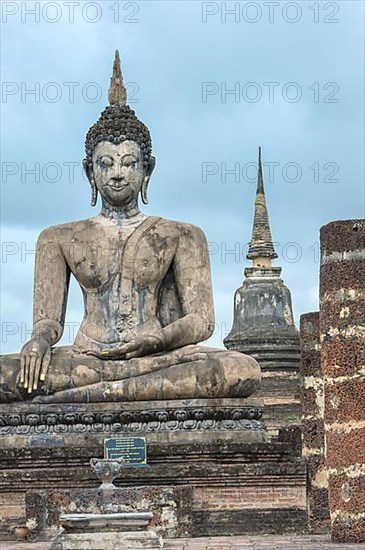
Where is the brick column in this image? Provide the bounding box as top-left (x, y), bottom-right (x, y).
top-left (300, 312), bottom-right (329, 533)
top-left (320, 219), bottom-right (365, 543)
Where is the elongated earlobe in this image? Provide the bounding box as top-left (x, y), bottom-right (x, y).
top-left (141, 180), bottom-right (149, 205)
top-left (83, 158), bottom-right (98, 207)
top-left (141, 156), bottom-right (156, 205)
top-left (91, 183), bottom-right (98, 207)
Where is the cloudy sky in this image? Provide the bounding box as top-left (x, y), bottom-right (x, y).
top-left (1, 0), bottom-right (364, 353)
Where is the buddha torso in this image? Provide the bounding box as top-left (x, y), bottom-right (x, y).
top-left (35, 213), bottom-right (198, 352)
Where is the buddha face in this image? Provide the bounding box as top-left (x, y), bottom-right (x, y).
top-left (84, 140), bottom-right (155, 207)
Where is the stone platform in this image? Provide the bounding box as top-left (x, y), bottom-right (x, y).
top-left (0, 398), bottom-right (307, 541)
top-left (0, 397), bottom-right (266, 447)
top-left (1, 535), bottom-right (363, 550)
top-left (49, 512), bottom-right (162, 549)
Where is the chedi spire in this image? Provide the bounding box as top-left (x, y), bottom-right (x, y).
top-left (247, 147), bottom-right (278, 266)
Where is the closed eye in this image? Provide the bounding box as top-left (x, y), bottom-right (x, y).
top-left (98, 156), bottom-right (114, 168)
top-left (122, 155), bottom-right (138, 168)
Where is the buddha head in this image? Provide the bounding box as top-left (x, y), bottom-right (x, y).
top-left (83, 51), bottom-right (155, 207)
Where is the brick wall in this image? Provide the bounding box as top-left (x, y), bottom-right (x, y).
top-left (193, 485), bottom-right (306, 511)
top-left (0, 493), bottom-right (25, 539)
top-left (320, 219), bottom-right (365, 543)
top-left (300, 312), bottom-right (329, 533)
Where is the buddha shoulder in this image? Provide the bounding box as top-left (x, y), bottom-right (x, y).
top-left (35, 217), bottom-right (208, 249)
top-left (35, 218), bottom-right (106, 245)
top-left (156, 218), bottom-right (208, 246)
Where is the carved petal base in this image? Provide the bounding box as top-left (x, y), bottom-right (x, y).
top-left (0, 397), bottom-right (266, 446)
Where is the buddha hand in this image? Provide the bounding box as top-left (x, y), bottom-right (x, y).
top-left (18, 337), bottom-right (51, 393)
top-left (85, 333), bottom-right (165, 360)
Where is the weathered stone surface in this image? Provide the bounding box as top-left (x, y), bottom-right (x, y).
top-left (224, 149), bottom-right (301, 434)
top-left (50, 529), bottom-right (162, 549)
top-left (59, 511), bottom-right (153, 531)
top-left (246, 147), bottom-right (278, 263)
top-left (299, 312), bottom-right (329, 534)
top-left (0, 433), bottom-right (306, 540)
top-left (89, 458), bottom-right (124, 490)
top-left (193, 509), bottom-right (308, 537)
top-left (326, 427), bottom-right (365, 469)
top-left (26, 487), bottom-right (193, 540)
top-left (321, 338), bottom-right (364, 378)
top-left (1, 534), bottom-right (365, 550)
top-left (324, 379), bottom-right (365, 422)
top-left (3, 396), bottom-right (312, 542)
top-left (225, 269), bottom-right (301, 435)
top-left (0, 398), bottom-right (266, 446)
top-left (0, 51), bottom-right (261, 405)
top-left (224, 267), bottom-right (300, 370)
top-left (320, 219), bottom-right (365, 544)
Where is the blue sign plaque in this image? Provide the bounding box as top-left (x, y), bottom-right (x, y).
top-left (104, 437), bottom-right (147, 467)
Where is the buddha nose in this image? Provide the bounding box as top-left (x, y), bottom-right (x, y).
top-left (113, 163), bottom-right (123, 180)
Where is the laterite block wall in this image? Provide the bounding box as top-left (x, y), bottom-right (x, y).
top-left (300, 312), bottom-right (329, 533)
top-left (320, 219), bottom-right (365, 543)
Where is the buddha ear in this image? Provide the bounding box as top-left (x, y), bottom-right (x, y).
top-left (141, 156), bottom-right (156, 205)
top-left (83, 158), bottom-right (98, 207)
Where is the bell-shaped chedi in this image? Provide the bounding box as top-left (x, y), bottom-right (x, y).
top-left (224, 148), bottom-right (301, 433)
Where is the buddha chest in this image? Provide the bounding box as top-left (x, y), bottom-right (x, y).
top-left (61, 220), bottom-right (178, 292)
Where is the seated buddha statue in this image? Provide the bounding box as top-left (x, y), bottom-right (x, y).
top-left (0, 52), bottom-right (261, 404)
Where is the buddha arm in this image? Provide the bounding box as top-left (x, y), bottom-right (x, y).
top-left (31, 228), bottom-right (71, 345)
top-left (159, 224), bottom-right (215, 350)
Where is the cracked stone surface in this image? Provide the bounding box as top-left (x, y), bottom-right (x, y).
top-left (2, 535), bottom-right (364, 549)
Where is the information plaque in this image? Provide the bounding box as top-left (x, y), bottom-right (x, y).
top-left (104, 437), bottom-right (147, 467)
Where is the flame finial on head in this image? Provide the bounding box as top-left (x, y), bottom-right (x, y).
top-left (108, 50), bottom-right (127, 106)
top-left (85, 49), bottom-right (153, 200)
